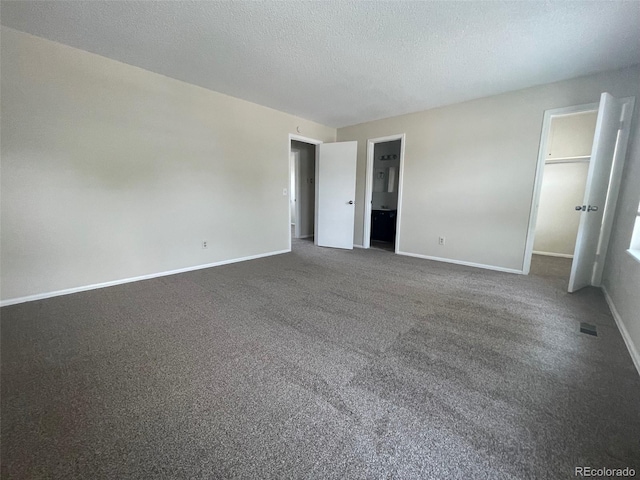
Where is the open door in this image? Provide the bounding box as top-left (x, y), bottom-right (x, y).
top-left (316, 141), bottom-right (358, 249)
top-left (568, 93), bottom-right (635, 292)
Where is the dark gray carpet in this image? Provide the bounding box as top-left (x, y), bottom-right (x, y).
top-left (2, 244), bottom-right (639, 479)
top-left (529, 253), bottom-right (574, 287)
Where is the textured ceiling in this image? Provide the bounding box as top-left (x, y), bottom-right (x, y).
top-left (2, 1), bottom-right (639, 128)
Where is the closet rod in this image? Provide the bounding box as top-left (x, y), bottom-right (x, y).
top-left (545, 156), bottom-right (590, 165)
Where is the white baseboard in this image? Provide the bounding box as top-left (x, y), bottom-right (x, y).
top-left (396, 251), bottom-right (523, 275)
top-left (602, 286), bottom-right (640, 377)
top-left (353, 244), bottom-right (365, 249)
top-left (298, 234), bottom-right (313, 239)
top-left (533, 250), bottom-right (574, 258)
top-left (0, 249), bottom-right (290, 307)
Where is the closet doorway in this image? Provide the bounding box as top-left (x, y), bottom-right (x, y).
top-left (528, 107), bottom-right (597, 286)
top-left (524, 93), bottom-right (635, 292)
top-left (363, 134), bottom-right (406, 252)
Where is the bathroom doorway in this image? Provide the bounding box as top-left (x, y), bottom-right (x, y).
top-left (363, 134), bottom-right (406, 252)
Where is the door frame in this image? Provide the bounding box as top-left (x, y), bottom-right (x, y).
top-left (522, 102), bottom-right (598, 274)
top-left (363, 133), bottom-right (406, 252)
top-left (288, 134), bottom-right (322, 251)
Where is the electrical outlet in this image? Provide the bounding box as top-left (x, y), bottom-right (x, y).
top-left (438, 236), bottom-right (446, 246)
top-left (202, 240), bottom-right (208, 249)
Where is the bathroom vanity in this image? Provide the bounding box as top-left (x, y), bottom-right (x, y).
top-left (371, 209), bottom-right (397, 243)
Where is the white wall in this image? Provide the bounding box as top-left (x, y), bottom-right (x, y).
top-left (533, 162), bottom-right (589, 256)
top-left (290, 141), bottom-right (315, 238)
top-left (337, 65), bottom-right (640, 272)
top-left (0, 28), bottom-right (336, 303)
top-left (546, 111), bottom-right (598, 159)
top-left (602, 108), bottom-right (640, 373)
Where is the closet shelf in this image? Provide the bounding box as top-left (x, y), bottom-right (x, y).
top-left (545, 155), bottom-right (590, 164)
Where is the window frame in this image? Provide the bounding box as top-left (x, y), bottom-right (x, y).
top-left (628, 200), bottom-right (640, 263)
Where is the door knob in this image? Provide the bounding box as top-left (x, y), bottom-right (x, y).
top-left (587, 205), bottom-right (599, 212)
top-left (575, 205), bottom-right (586, 211)
top-left (348, 200), bottom-right (354, 205)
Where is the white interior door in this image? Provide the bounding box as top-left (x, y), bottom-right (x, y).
top-left (568, 93), bottom-right (635, 292)
top-left (316, 141), bottom-right (358, 249)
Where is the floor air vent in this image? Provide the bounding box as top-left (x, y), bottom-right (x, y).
top-left (580, 323), bottom-right (597, 336)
